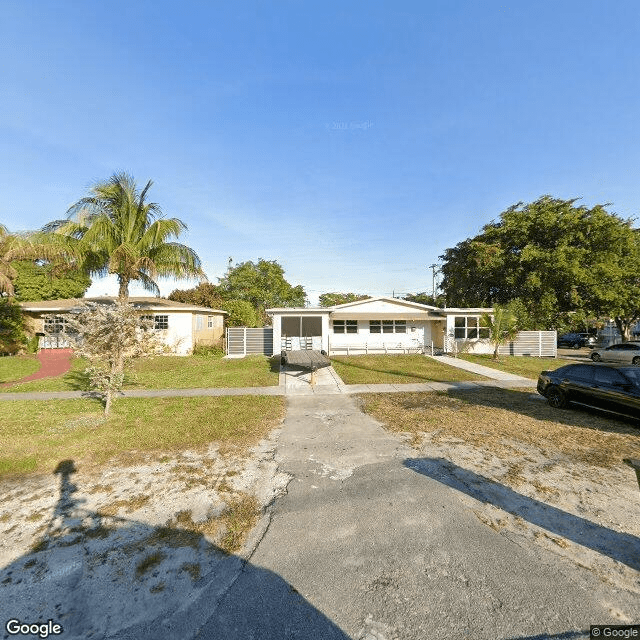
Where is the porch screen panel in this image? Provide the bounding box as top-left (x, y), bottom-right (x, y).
top-left (301, 317), bottom-right (322, 336)
top-left (281, 317), bottom-right (300, 337)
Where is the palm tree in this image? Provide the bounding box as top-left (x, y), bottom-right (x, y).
top-left (1, 223), bottom-right (76, 297)
top-left (481, 305), bottom-right (519, 360)
top-left (46, 172), bottom-right (206, 300)
top-left (0, 224), bottom-right (18, 296)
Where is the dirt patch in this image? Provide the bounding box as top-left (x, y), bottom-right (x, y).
top-left (359, 389), bottom-right (640, 595)
top-left (0, 427), bottom-right (291, 639)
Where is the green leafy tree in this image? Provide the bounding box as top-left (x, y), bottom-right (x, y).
top-left (0, 298), bottom-right (26, 354)
top-left (481, 305), bottom-right (519, 360)
top-left (11, 260), bottom-right (91, 301)
top-left (218, 259), bottom-right (306, 320)
top-left (46, 172), bottom-right (206, 300)
top-left (440, 196), bottom-right (640, 339)
top-left (219, 300), bottom-right (261, 327)
top-left (403, 292), bottom-right (446, 307)
top-left (168, 283), bottom-right (223, 308)
top-left (318, 292), bottom-right (370, 307)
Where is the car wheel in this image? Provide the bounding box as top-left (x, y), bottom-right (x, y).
top-left (546, 387), bottom-right (567, 409)
top-left (572, 342), bottom-right (581, 349)
top-left (632, 356), bottom-right (640, 366)
top-left (590, 352), bottom-right (601, 362)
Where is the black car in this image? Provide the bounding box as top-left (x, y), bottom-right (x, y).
top-left (557, 332), bottom-right (597, 349)
top-left (537, 363), bottom-right (640, 419)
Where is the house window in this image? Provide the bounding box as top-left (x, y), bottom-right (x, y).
top-left (454, 316), bottom-right (489, 340)
top-left (333, 320), bottom-right (358, 334)
top-left (207, 315), bottom-right (213, 328)
top-left (44, 315), bottom-right (67, 334)
top-left (370, 320), bottom-right (406, 334)
top-left (154, 315), bottom-right (169, 330)
top-left (141, 314), bottom-right (169, 330)
top-left (196, 315), bottom-right (203, 331)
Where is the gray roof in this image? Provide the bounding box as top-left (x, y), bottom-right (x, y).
top-left (19, 296), bottom-right (227, 315)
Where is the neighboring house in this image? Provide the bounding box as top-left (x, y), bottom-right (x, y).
top-left (19, 297), bottom-right (227, 356)
top-left (267, 297), bottom-right (494, 356)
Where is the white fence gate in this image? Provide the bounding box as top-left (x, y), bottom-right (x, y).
top-left (497, 331), bottom-right (557, 357)
top-left (226, 327), bottom-right (273, 356)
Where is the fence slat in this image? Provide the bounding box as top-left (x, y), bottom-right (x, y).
top-left (497, 331), bottom-right (557, 357)
top-left (226, 328), bottom-right (273, 356)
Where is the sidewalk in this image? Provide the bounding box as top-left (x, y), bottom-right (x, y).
top-left (0, 358), bottom-right (537, 401)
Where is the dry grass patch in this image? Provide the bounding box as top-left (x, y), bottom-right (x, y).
top-left (97, 494), bottom-right (151, 516)
top-left (359, 388), bottom-right (640, 469)
top-left (219, 493), bottom-right (260, 552)
top-left (136, 551), bottom-right (166, 578)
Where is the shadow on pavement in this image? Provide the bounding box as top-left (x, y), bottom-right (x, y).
top-left (404, 457), bottom-right (640, 571)
top-left (0, 460), bottom-right (350, 640)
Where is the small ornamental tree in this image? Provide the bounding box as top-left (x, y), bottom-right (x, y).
top-left (67, 301), bottom-right (165, 415)
top-left (481, 305), bottom-right (519, 360)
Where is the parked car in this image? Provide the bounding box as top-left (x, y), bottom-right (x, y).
top-left (537, 363), bottom-right (640, 418)
top-left (590, 341), bottom-right (640, 365)
top-left (557, 332), bottom-right (597, 349)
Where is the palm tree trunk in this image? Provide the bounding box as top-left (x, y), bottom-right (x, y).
top-left (118, 276), bottom-right (129, 300)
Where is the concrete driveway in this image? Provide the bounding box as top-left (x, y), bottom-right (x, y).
top-left (194, 393), bottom-right (638, 640)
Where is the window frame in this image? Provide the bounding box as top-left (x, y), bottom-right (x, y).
top-left (44, 315), bottom-right (68, 335)
top-left (333, 319), bottom-right (358, 334)
top-left (141, 314), bottom-right (169, 330)
top-left (453, 316), bottom-right (490, 340)
top-left (370, 319), bottom-right (406, 334)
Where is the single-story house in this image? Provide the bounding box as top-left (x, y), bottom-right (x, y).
top-left (267, 297), bottom-right (494, 356)
top-left (19, 297), bottom-right (227, 356)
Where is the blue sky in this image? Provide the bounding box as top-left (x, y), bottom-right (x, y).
top-left (1, 1), bottom-right (639, 304)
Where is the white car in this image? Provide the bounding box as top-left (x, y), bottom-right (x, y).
top-left (590, 341), bottom-right (640, 365)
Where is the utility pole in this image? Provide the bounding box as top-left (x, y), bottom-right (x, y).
top-left (429, 264), bottom-right (439, 302)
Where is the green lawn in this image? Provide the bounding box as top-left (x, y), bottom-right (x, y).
top-left (457, 354), bottom-right (576, 379)
top-left (127, 354), bottom-right (279, 389)
top-left (0, 395), bottom-right (286, 477)
top-left (0, 354), bottom-right (279, 393)
top-left (331, 354), bottom-right (485, 384)
top-left (0, 355), bottom-right (41, 384)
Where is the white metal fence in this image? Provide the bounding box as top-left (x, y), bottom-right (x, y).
top-left (226, 327), bottom-right (273, 356)
top-left (497, 330), bottom-right (557, 357)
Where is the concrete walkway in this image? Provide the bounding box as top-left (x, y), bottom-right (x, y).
top-left (427, 353), bottom-right (535, 384)
top-left (0, 357), bottom-right (538, 401)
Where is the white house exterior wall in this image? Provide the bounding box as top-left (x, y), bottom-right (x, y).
top-left (329, 319), bottom-right (430, 353)
top-left (162, 312), bottom-right (194, 355)
top-left (444, 314), bottom-right (493, 355)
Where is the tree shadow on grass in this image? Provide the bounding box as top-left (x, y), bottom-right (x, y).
top-left (0, 460), bottom-right (350, 640)
top-left (404, 457), bottom-right (640, 571)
